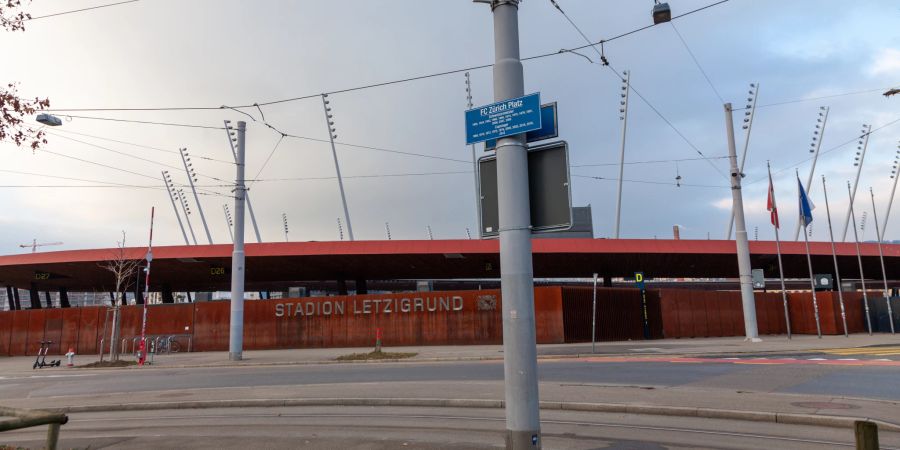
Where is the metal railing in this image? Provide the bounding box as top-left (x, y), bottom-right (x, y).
top-left (0, 406), bottom-right (68, 450)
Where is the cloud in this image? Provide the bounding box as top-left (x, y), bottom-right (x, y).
top-left (867, 48), bottom-right (900, 77)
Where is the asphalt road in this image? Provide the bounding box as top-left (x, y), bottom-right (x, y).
top-left (4, 406), bottom-right (898, 450)
top-left (2, 358), bottom-right (899, 401)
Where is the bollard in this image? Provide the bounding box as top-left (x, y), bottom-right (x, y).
top-left (855, 420), bottom-right (878, 450)
top-left (65, 348), bottom-right (75, 367)
top-left (375, 328), bottom-right (383, 353)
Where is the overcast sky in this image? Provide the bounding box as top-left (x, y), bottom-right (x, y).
top-left (1, 0), bottom-right (899, 254)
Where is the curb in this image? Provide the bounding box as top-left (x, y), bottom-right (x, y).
top-left (53, 397), bottom-right (900, 433)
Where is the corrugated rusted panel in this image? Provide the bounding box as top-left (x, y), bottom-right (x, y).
top-left (704, 292), bottom-right (723, 337)
top-left (0, 312), bottom-right (11, 356)
top-left (645, 290), bottom-right (664, 339)
top-left (658, 289), bottom-right (679, 338)
top-left (192, 302), bottom-right (230, 352)
top-left (43, 309), bottom-right (64, 355)
top-left (9, 310), bottom-right (29, 356)
top-left (58, 308), bottom-right (82, 355)
top-left (560, 287), bottom-right (648, 342)
top-left (839, 292), bottom-right (867, 334)
top-left (25, 309), bottom-right (47, 357)
top-left (534, 287), bottom-right (564, 343)
top-left (788, 292), bottom-right (819, 335)
top-left (76, 307), bottom-right (103, 354)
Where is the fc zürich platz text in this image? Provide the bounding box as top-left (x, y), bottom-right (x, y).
top-left (275, 296), bottom-right (465, 318)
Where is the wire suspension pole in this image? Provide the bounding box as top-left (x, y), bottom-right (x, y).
top-left (794, 107), bottom-right (829, 241)
top-left (725, 103), bottom-right (759, 341)
top-left (321, 94), bottom-right (354, 241)
top-left (841, 124), bottom-right (872, 241)
top-left (870, 187), bottom-right (895, 334)
top-left (614, 70), bottom-right (630, 239)
top-left (229, 121), bottom-right (247, 361)
top-left (179, 148), bottom-right (213, 244)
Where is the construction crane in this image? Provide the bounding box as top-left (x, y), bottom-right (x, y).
top-left (19, 239), bottom-right (63, 253)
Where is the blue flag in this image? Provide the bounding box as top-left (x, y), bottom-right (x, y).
top-left (797, 177), bottom-right (815, 227)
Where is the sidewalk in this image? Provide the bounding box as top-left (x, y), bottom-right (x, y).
top-left (2, 333), bottom-right (899, 374)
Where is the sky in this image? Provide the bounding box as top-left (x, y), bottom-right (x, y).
top-left (1, 0), bottom-right (899, 254)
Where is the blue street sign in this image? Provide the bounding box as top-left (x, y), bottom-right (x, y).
top-left (484, 102), bottom-right (558, 151)
top-left (465, 92), bottom-right (542, 145)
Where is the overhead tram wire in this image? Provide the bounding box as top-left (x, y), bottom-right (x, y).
top-left (43, 132), bottom-right (235, 194)
top-left (733, 85), bottom-right (900, 111)
top-left (43, 0), bottom-right (733, 114)
top-left (59, 114), bottom-right (225, 130)
top-left (0, 168), bottom-right (166, 188)
top-left (746, 115), bottom-right (900, 186)
top-left (548, 0), bottom-right (730, 179)
top-left (48, 128), bottom-right (236, 164)
top-left (25, 0), bottom-right (140, 21)
top-left (245, 170), bottom-right (473, 183)
top-left (572, 155), bottom-right (729, 167)
top-left (573, 174), bottom-right (728, 189)
top-left (669, 21), bottom-right (725, 104)
top-left (36, 148), bottom-right (233, 198)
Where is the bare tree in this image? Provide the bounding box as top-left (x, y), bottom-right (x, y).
top-left (1, 1), bottom-right (50, 151)
top-left (99, 231), bottom-right (141, 361)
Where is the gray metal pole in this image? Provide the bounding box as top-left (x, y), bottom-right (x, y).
top-left (848, 181), bottom-right (873, 335)
top-left (841, 125), bottom-right (872, 242)
top-left (179, 148), bottom-right (214, 245)
top-left (613, 71), bottom-right (630, 239)
top-left (162, 171), bottom-right (190, 245)
top-left (725, 103), bottom-right (759, 341)
top-left (229, 121), bottom-right (247, 361)
top-left (821, 176), bottom-right (849, 337)
top-left (224, 121), bottom-right (262, 243)
top-left (488, 1), bottom-right (541, 447)
top-left (870, 187), bottom-right (895, 334)
top-left (727, 83), bottom-right (758, 240)
top-left (466, 72), bottom-right (483, 239)
top-left (883, 145), bottom-right (900, 236)
top-left (591, 273), bottom-right (598, 353)
top-left (321, 94), bottom-right (354, 241)
top-left (767, 162), bottom-right (791, 339)
top-left (794, 107), bottom-right (829, 241)
top-left (177, 189), bottom-right (198, 245)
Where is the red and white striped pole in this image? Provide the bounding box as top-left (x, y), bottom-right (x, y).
top-left (138, 207), bottom-right (155, 366)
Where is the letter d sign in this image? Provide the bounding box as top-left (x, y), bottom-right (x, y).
top-left (635, 273), bottom-right (643, 283)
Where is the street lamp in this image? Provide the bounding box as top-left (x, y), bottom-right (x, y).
top-left (652, 1), bottom-right (671, 24)
top-left (35, 114), bottom-right (62, 126)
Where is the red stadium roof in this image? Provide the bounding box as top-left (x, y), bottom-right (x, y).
top-left (0, 239), bottom-right (896, 291)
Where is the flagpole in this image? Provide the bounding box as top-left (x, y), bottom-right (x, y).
top-left (870, 187), bottom-right (895, 334)
top-left (848, 181), bottom-right (873, 335)
top-left (798, 170), bottom-right (822, 338)
top-left (821, 175), bottom-right (849, 337)
top-left (768, 162), bottom-right (791, 339)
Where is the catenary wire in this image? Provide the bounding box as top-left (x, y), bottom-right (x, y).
top-left (25, 0), bottom-right (139, 21)
top-left (548, 0), bottom-right (729, 179)
top-left (61, 114), bottom-right (225, 130)
top-left (42, 0), bottom-right (733, 113)
top-left (746, 115), bottom-right (900, 186)
top-left (48, 127), bottom-right (236, 164)
top-left (573, 174), bottom-right (728, 189)
top-left (669, 21), bottom-right (725, 104)
top-left (572, 155), bottom-right (729, 167)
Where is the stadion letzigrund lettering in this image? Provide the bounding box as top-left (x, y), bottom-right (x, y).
top-left (274, 296), bottom-right (464, 318)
